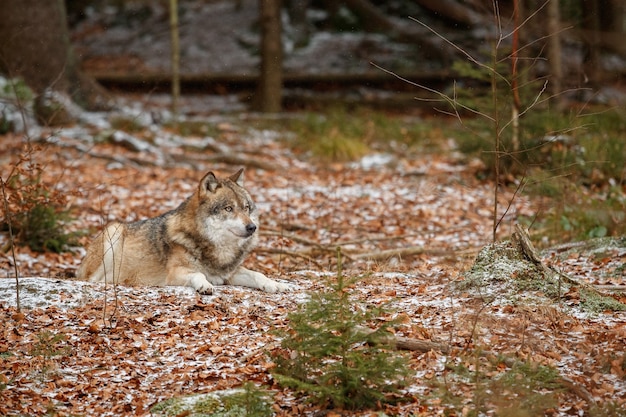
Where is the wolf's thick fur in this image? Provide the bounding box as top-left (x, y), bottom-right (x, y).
top-left (77, 169), bottom-right (290, 294)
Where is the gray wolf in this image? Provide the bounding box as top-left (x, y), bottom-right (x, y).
top-left (76, 169), bottom-right (291, 294)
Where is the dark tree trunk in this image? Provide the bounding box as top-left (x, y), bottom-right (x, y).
top-left (581, 0), bottom-right (602, 86)
top-left (546, 0), bottom-right (563, 109)
top-left (0, 0), bottom-right (109, 110)
top-left (254, 0), bottom-right (283, 113)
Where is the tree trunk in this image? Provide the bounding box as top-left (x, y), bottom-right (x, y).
top-left (0, 0), bottom-right (109, 110)
top-left (169, 0), bottom-right (181, 122)
top-left (581, 0), bottom-right (602, 86)
top-left (546, 0), bottom-right (563, 109)
top-left (600, 0), bottom-right (624, 32)
top-left (254, 0), bottom-right (283, 113)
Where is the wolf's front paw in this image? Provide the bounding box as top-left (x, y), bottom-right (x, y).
top-left (262, 280), bottom-right (294, 293)
top-left (190, 274), bottom-right (214, 295)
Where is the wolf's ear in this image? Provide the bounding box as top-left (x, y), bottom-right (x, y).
top-left (229, 168), bottom-right (244, 187)
top-left (200, 171), bottom-right (220, 193)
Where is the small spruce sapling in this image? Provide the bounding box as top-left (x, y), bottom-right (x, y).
top-left (271, 247), bottom-right (413, 410)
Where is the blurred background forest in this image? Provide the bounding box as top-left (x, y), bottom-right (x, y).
top-left (1, 0), bottom-right (626, 250)
top-left (1, 0), bottom-right (626, 111)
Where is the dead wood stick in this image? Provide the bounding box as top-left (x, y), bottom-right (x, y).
top-left (171, 152), bottom-right (276, 171)
top-left (393, 335), bottom-right (450, 354)
top-left (356, 326), bottom-right (450, 353)
top-left (49, 139), bottom-right (146, 168)
top-left (593, 285), bottom-right (626, 293)
top-left (338, 234), bottom-right (420, 246)
top-left (350, 246), bottom-right (453, 260)
top-left (273, 223), bottom-right (316, 232)
top-left (558, 375), bottom-right (596, 406)
top-left (261, 230), bottom-right (327, 249)
top-left (256, 248), bottom-right (324, 268)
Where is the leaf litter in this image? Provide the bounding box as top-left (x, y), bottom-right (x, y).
top-left (1, 94), bottom-right (625, 416)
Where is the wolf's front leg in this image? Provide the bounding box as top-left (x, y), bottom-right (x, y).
top-left (167, 267), bottom-right (214, 294)
top-left (229, 267), bottom-right (292, 293)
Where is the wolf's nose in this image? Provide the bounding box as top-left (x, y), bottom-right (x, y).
top-left (245, 223), bottom-right (257, 235)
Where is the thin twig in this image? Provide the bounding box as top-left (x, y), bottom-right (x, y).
top-left (1, 178), bottom-right (21, 312)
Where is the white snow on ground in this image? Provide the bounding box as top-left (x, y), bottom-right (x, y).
top-left (0, 277), bottom-right (198, 311)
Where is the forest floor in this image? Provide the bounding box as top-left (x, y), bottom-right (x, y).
top-left (1, 91), bottom-right (625, 416)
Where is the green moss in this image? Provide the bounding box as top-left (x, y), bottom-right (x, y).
top-left (460, 240), bottom-right (545, 290)
top-left (276, 106), bottom-right (443, 162)
top-left (580, 288), bottom-right (626, 313)
top-left (109, 115), bottom-right (146, 133)
top-left (150, 385), bottom-right (273, 417)
top-left (460, 238), bottom-right (571, 302)
top-left (165, 120), bottom-right (220, 137)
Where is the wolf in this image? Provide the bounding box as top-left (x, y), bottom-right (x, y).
top-left (76, 169), bottom-right (291, 294)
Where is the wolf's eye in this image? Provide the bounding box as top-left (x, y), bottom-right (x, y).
top-left (224, 206), bottom-right (233, 212)
top-left (244, 204), bottom-right (250, 212)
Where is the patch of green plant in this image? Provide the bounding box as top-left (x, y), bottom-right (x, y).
top-left (164, 120), bottom-right (220, 137)
top-left (579, 288), bottom-right (626, 313)
top-left (433, 355), bottom-right (563, 416)
top-left (150, 384), bottom-right (273, 417)
top-left (219, 383), bottom-right (273, 417)
top-left (0, 351), bottom-right (14, 359)
top-left (13, 202), bottom-right (75, 253)
top-left (30, 331), bottom-right (71, 379)
top-left (3, 174), bottom-right (76, 253)
top-left (109, 115), bottom-right (146, 133)
top-left (285, 108), bottom-right (369, 161)
top-left (271, 248), bottom-right (412, 410)
top-left (0, 76), bottom-right (34, 102)
top-left (280, 106), bottom-right (440, 162)
top-left (527, 182), bottom-right (626, 243)
top-left (0, 371), bottom-right (12, 392)
top-left (452, 53), bottom-right (626, 185)
top-left (458, 106), bottom-right (626, 184)
top-left (1, 152), bottom-right (77, 253)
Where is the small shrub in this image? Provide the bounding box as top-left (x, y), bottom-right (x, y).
top-left (13, 202), bottom-right (74, 253)
top-left (271, 250), bottom-right (412, 410)
top-left (30, 331), bottom-right (70, 379)
top-left (285, 109), bottom-right (369, 161)
top-left (1, 146), bottom-right (76, 253)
